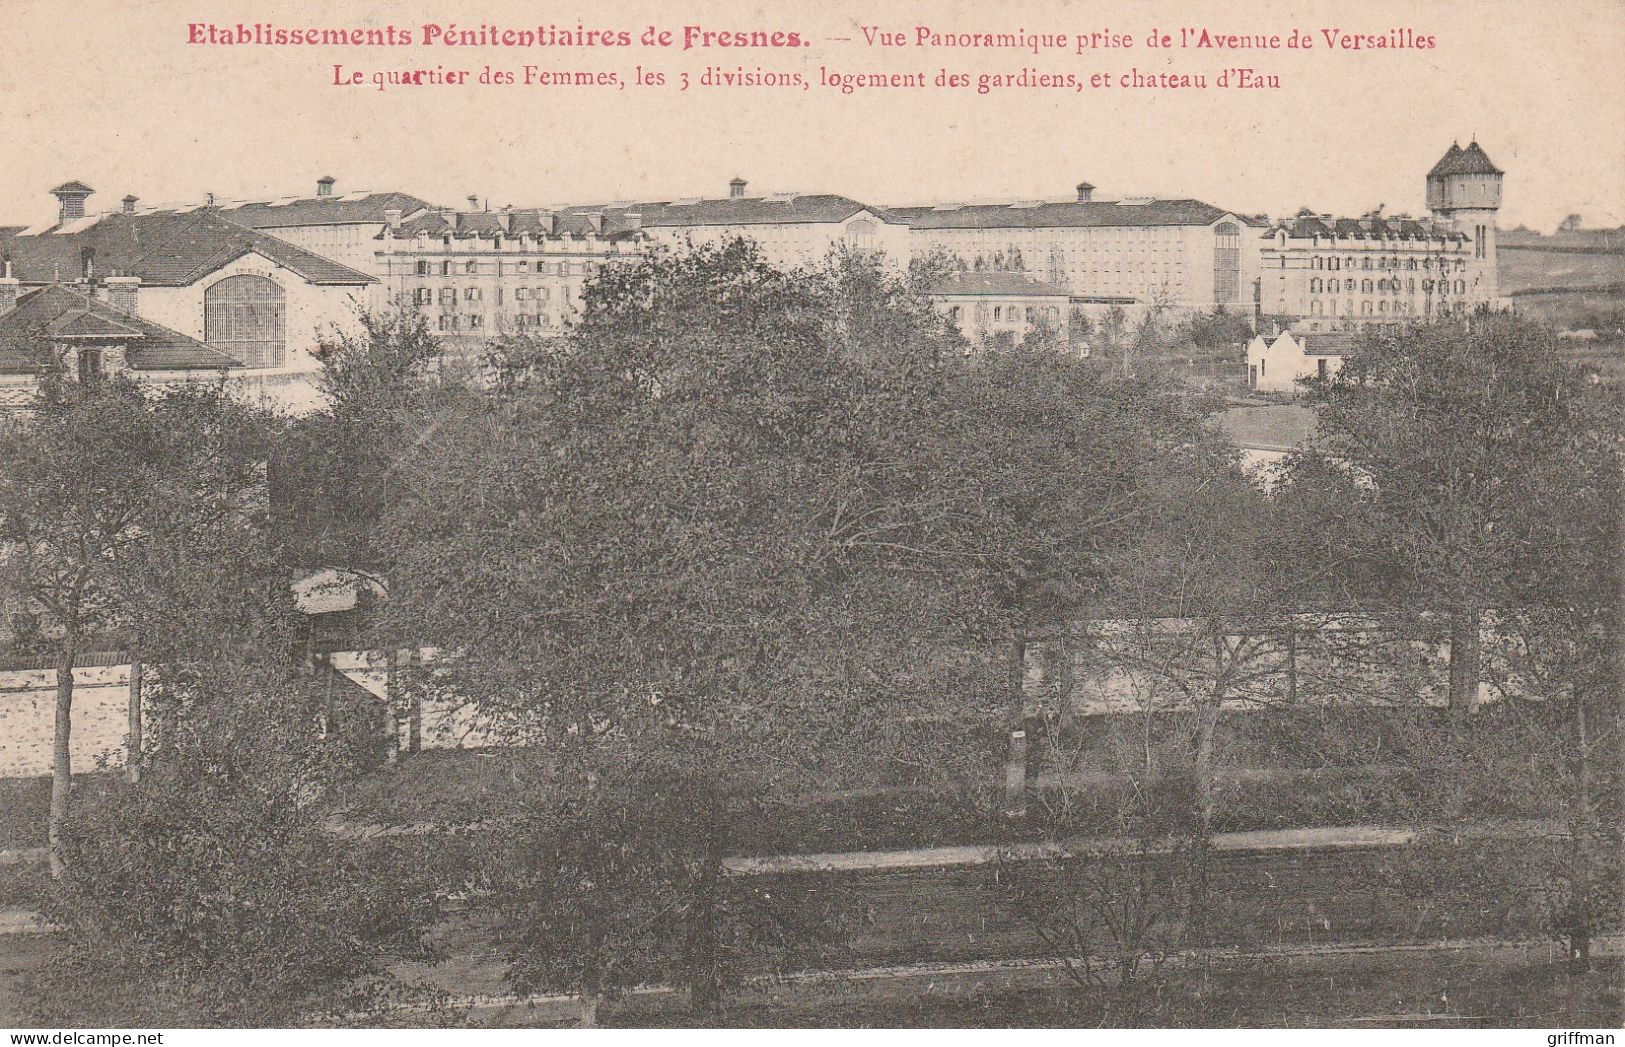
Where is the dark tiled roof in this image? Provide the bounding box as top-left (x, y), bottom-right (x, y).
top-left (886, 198), bottom-right (1248, 230)
top-left (1428, 141), bottom-right (1502, 178)
top-left (1269, 213), bottom-right (1465, 242)
top-left (166, 191), bottom-right (432, 229)
top-left (1297, 332), bottom-right (1361, 357)
top-left (0, 284), bottom-right (236, 375)
top-left (929, 271), bottom-right (1072, 297)
top-left (560, 194), bottom-right (880, 228)
top-left (0, 211), bottom-right (374, 286)
top-left (388, 208), bottom-right (647, 241)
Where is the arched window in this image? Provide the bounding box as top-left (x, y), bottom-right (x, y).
top-left (1212, 222), bottom-right (1240, 304)
top-left (205, 275), bottom-right (285, 368)
top-left (846, 218), bottom-right (877, 251)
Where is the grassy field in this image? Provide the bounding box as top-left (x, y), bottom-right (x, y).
top-left (1499, 246), bottom-right (1625, 297)
top-left (596, 951), bottom-right (1623, 1028)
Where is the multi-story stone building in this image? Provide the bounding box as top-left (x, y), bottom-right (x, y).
top-left (566, 178), bottom-right (909, 272)
top-left (1255, 142), bottom-right (1503, 332)
top-left (371, 179), bottom-right (911, 346)
top-left (890, 183), bottom-right (1266, 316)
top-left (374, 207), bottom-right (649, 344)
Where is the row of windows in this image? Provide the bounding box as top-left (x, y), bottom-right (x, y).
top-left (1308, 298), bottom-right (1460, 317)
top-left (436, 313), bottom-right (565, 332)
top-left (944, 304), bottom-right (1064, 324)
top-left (1307, 278), bottom-right (1468, 295)
top-left (1310, 255), bottom-right (1468, 272)
top-left (413, 259), bottom-right (602, 277)
top-left (410, 287), bottom-right (564, 306)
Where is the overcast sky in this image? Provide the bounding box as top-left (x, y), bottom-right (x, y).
top-left (2, 0), bottom-right (1620, 232)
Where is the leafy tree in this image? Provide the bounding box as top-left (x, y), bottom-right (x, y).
top-left (497, 765), bottom-right (847, 1025)
top-left (1284, 314), bottom-right (1619, 732)
top-left (0, 375), bottom-right (280, 876)
top-left (272, 310), bottom-right (451, 575)
top-left (1173, 307), bottom-right (1255, 356)
top-left (32, 743), bottom-right (445, 1026)
top-left (1280, 312), bottom-right (1623, 967)
top-left (377, 241), bottom-right (1225, 1009)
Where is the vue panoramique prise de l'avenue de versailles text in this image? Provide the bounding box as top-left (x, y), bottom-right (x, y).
top-left (182, 20), bottom-right (1441, 96)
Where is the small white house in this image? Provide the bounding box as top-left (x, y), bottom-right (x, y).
top-left (1245, 330), bottom-right (1355, 395)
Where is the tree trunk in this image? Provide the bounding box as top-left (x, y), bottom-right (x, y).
top-left (1566, 692), bottom-right (1592, 974)
top-left (1189, 700), bottom-right (1221, 970)
top-left (577, 992), bottom-right (600, 1028)
top-left (382, 649), bottom-right (399, 764)
top-left (687, 845), bottom-right (724, 1017)
top-left (1007, 634), bottom-right (1028, 725)
top-left (1194, 702), bottom-right (1219, 839)
top-left (1446, 610), bottom-right (1481, 734)
top-left (125, 656), bottom-right (143, 784)
top-left (49, 629), bottom-right (79, 880)
top-left (1283, 624), bottom-right (1298, 703)
top-left (1004, 729), bottom-right (1029, 817)
top-left (1008, 633), bottom-right (1035, 788)
top-left (403, 648), bottom-right (422, 754)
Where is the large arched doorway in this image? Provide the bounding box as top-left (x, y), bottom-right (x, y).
top-left (845, 218), bottom-right (878, 252)
top-left (205, 275), bottom-right (286, 367)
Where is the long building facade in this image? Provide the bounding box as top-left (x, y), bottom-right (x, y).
top-left (1255, 142), bottom-right (1503, 332)
top-left (0, 143), bottom-right (1508, 390)
top-left (890, 185), bottom-right (1266, 315)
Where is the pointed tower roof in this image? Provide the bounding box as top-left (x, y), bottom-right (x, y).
top-left (1429, 141), bottom-right (1502, 177)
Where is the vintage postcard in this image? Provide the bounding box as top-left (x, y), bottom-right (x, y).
top-left (0, 0), bottom-right (1620, 1036)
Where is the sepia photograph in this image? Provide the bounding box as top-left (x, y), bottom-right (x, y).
top-left (0, 0), bottom-right (1620, 1035)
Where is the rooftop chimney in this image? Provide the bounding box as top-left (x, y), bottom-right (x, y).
top-left (0, 260), bottom-right (18, 314)
top-left (121, 194), bottom-right (139, 215)
top-left (105, 276), bottom-right (139, 315)
top-left (467, 194), bottom-right (481, 211)
top-left (729, 177), bottom-right (748, 199)
top-left (1076, 181), bottom-right (1095, 203)
top-left (585, 212), bottom-right (605, 234)
top-left (316, 175), bottom-right (336, 197)
top-left (625, 211), bottom-right (644, 231)
top-left (538, 210), bottom-right (556, 235)
top-left (383, 207), bottom-right (403, 231)
top-left (50, 181), bottom-right (94, 224)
